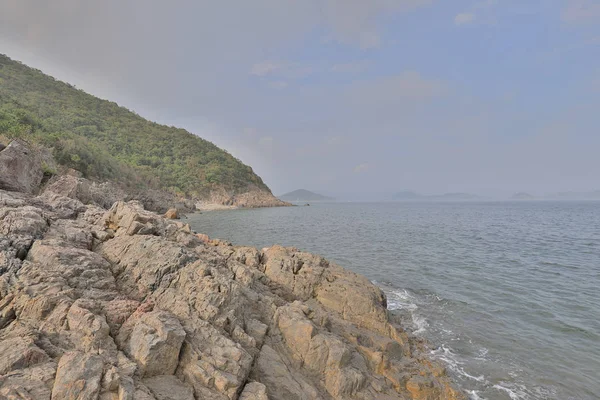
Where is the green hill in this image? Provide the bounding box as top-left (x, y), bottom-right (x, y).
top-left (0, 54), bottom-right (270, 198)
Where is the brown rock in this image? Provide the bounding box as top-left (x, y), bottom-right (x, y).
top-left (142, 375), bottom-right (194, 400)
top-left (239, 382), bottom-right (269, 400)
top-left (123, 311), bottom-right (186, 377)
top-left (51, 351), bottom-right (103, 400)
top-left (0, 140), bottom-right (44, 194)
top-left (163, 208), bottom-right (179, 219)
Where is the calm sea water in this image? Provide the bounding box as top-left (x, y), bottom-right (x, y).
top-left (187, 201), bottom-right (600, 400)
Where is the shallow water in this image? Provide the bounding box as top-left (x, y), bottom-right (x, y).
top-left (187, 201), bottom-right (600, 400)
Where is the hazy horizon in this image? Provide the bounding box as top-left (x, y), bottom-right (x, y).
top-left (278, 188), bottom-right (600, 201)
top-left (2, 1), bottom-right (598, 196)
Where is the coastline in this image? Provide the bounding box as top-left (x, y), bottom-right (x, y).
top-left (0, 186), bottom-right (465, 399)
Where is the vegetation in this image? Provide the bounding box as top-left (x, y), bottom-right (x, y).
top-left (0, 54), bottom-right (270, 197)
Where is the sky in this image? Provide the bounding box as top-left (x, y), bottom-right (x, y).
top-left (1, 0), bottom-right (599, 198)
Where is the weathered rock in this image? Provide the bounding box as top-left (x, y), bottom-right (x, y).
top-left (0, 140), bottom-right (44, 194)
top-left (51, 351), bottom-right (103, 400)
top-left (239, 382), bottom-right (268, 400)
top-left (123, 311), bottom-right (186, 377)
top-left (43, 174), bottom-right (127, 210)
top-left (0, 335), bottom-right (50, 375)
top-left (142, 375), bottom-right (194, 400)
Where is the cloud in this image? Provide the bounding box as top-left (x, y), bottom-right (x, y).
top-left (331, 61), bottom-right (371, 73)
top-left (454, 13), bottom-right (476, 25)
top-left (353, 163), bottom-right (371, 173)
top-left (250, 61), bottom-right (312, 79)
top-left (562, 0), bottom-right (600, 23)
top-left (346, 71), bottom-right (447, 103)
top-left (319, 0), bottom-right (433, 48)
top-left (251, 62), bottom-right (281, 76)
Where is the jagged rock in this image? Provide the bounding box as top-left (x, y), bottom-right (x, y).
top-left (123, 311), bottom-right (186, 377)
top-left (142, 375), bottom-right (194, 400)
top-left (51, 351), bottom-right (103, 400)
top-left (239, 382), bottom-right (268, 400)
top-left (44, 175), bottom-right (127, 209)
top-left (34, 192), bottom-right (86, 219)
top-left (254, 345), bottom-right (321, 400)
top-left (0, 335), bottom-right (50, 375)
top-left (0, 140), bottom-right (44, 194)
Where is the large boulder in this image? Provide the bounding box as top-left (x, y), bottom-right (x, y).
top-left (0, 140), bottom-right (44, 194)
top-left (122, 310), bottom-right (186, 377)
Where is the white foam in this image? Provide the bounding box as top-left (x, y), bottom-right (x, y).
top-left (431, 345), bottom-right (486, 383)
top-left (468, 390), bottom-right (486, 400)
top-left (412, 314), bottom-right (429, 334)
top-left (386, 289), bottom-right (428, 334)
top-left (492, 383), bottom-right (530, 400)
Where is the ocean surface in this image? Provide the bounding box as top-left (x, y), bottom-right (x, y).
top-left (187, 201), bottom-right (600, 400)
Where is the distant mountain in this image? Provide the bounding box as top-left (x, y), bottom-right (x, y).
top-left (279, 189), bottom-right (334, 202)
top-left (392, 191), bottom-right (482, 201)
top-left (432, 192), bottom-right (481, 200)
top-left (512, 192), bottom-right (536, 200)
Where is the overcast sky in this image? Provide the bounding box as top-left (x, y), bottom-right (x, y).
top-left (1, 0), bottom-right (599, 197)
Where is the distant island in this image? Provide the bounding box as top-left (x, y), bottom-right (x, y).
top-left (392, 191), bottom-right (482, 201)
top-left (279, 189), bottom-right (334, 202)
top-left (512, 192), bottom-right (536, 200)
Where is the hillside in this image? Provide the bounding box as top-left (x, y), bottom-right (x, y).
top-left (279, 189), bottom-right (334, 202)
top-left (0, 54), bottom-right (276, 203)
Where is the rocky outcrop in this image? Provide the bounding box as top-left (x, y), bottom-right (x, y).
top-left (0, 140), bottom-right (288, 212)
top-left (42, 175), bottom-right (195, 214)
top-left (0, 140), bottom-right (44, 194)
top-left (0, 187), bottom-right (464, 400)
top-left (202, 186), bottom-right (290, 209)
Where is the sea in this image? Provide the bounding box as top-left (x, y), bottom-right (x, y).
top-left (187, 201), bottom-right (600, 400)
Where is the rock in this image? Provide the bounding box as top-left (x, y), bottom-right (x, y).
top-left (123, 310), bottom-right (186, 377)
top-left (51, 351), bottom-right (104, 400)
top-left (254, 345), bottom-right (321, 400)
top-left (43, 174), bottom-right (127, 209)
top-left (195, 233), bottom-right (210, 243)
top-left (205, 185), bottom-right (290, 209)
top-left (142, 375), bottom-right (194, 400)
top-left (0, 336), bottom-right (50, 375)
top-left (0, 140), bottom-right (44, 194)
top-left (163, 209), bottom-right (179, 219)
top-left (239, 382), bottom-right (268, 400)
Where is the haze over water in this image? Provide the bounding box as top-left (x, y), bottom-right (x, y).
top-left (189, 201), bottom-right (600, 400)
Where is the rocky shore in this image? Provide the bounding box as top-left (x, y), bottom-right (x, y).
top-left (0, 188), bottom-right (464, 399)
top-left (0, 140), bottom-right (289, 214)
top-left (0, 139), bottom-right (464, 400)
